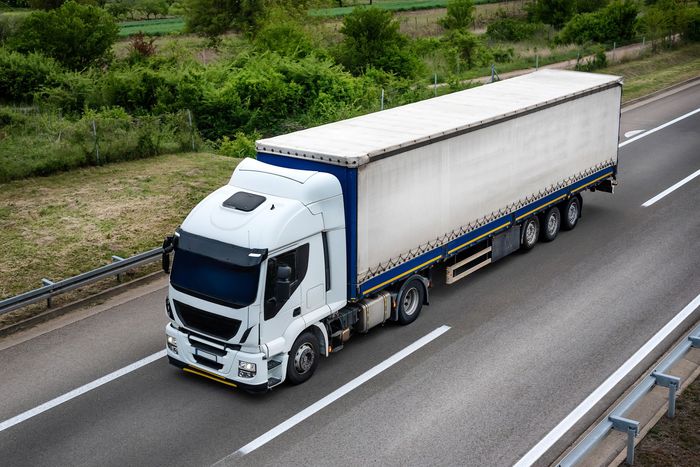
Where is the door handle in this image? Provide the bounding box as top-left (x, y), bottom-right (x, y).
top-left (293, 307), bottom-right (301, 317)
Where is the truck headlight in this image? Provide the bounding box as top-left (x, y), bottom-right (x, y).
top-left (238, 361), bottom-right (256, 378)
top-left (167, 335), bottom-right (178, 354)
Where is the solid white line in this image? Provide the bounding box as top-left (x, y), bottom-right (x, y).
top-left (513, 293), bottom-right (700, 467)
top-left (221, 325), bottom-right (451, 460)
top-left (0, 350), bottom-right (166, 433)
top-left (641, 168), bottom-right (700, 207)
top-left (618, 107), bottom-right (700, 148)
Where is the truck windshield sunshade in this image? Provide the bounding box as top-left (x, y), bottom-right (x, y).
top-left (175, 229), bottom-right (267, 267)
top-left (223, 191), bottom-right (266, 212)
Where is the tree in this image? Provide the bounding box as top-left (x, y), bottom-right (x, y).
top-left (183, 0), bottom-right (265, 37)
top-left (443, 29), bottom-right (490, 68)
top-left (440, 0), bottom-right (475, 30)
top-left (336, 7), bottom-right (420, 77)
top-left (9, 1), bottom-right (118, 70)
top-left (558, 0), bottom-right (639, 44)
top-left (527, 0), bottom-right (576, 28)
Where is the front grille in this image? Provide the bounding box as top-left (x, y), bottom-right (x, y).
top-left (174, 300), bottom-right (241, 340)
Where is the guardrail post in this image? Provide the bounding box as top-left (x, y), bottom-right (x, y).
top-left (609, 415), bottom-right (638, 465)
top-left (41, 278), bottom-right (54, 308)
top-left (111, 255), bottom-right (125, 282)
top-left (653, 372), bottom-right (681, 418)
top-left (690, 335), bottom-right (700, 348)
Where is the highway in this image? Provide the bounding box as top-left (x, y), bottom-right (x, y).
top-left (1, 84), bottom-right (699, 467)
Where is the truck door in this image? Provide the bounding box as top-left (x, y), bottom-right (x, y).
top-left (261, 243), bottom-right (310, 341)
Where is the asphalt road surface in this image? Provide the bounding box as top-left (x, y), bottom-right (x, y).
top-left (1, 84), bottom-right (699, 467)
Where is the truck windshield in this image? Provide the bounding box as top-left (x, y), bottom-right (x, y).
top-left (170, 230), bottom-right (267, 309)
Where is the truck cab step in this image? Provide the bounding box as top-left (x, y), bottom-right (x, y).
top-left (267, 359), bottom-right (282, 370)
top-left (268, 377), bottom-right (282, 388)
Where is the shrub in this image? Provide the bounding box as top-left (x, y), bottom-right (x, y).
top-left (439, 0), bottom-right (475, 30)
top-left (217, 131), bottom-right (259, 158)
top-left (558, 0), bottom-right (639, 45)
top-left (486, 18), bottom-right (545, 41)
top-left (128, 32), bottom-right (157, 62)
top-left (0, 48), bottom-right (63, 103)
top-left (254, 22), bottom-right (317, 58)
top-left (527, 0), bottom-right (576, 28)
top-left (183, 0), bottom-right (265, 37)
top-left (575, 46), bottom-right (607, 70)
top-left (443, 29), bottom-right (491, 69)
top-left (0, 13), bottom-right (28, 44)
top-left (335, 7), bottom-right (420, 78)
top-left (9, 2), bottom-right (118, 70)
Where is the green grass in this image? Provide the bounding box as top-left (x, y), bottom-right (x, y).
top-left (118, 17), bottom-right (186, 37)
top-left (598, 43), bottom-right (700, 102)
top-left (0, 152), bottom-right (239, 302)
top-left (311, 0), bottom-right (502, 17)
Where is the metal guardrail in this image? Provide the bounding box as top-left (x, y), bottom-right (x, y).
top-left (0, 247), bottom-right (164, 317)
top-left (559, 321), bottom-right (700, 466)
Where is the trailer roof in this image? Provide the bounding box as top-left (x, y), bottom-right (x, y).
top-left (256, 69), bottom-right (622, 167)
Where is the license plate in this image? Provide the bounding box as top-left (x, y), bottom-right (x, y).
top-left (195, 348), bottom-right (217, 362)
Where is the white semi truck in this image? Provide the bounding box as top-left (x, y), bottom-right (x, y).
top-left (163, 70), bottom-right (622, 392)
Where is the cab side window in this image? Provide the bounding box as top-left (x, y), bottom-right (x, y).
top-left (264, 244), bottom-right (309, 320)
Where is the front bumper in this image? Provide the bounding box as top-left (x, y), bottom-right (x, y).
top-left (165, 323), bottom-right (269, 393)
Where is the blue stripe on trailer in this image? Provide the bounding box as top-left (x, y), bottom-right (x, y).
top-left (359, 248), bottom-right (443, 296)
top-left (256, 153), bottom-right (360, 300)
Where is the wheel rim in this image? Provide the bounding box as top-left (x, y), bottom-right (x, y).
top-left (294, 343), bottom-right (315, 374)
top-left (567, 202), bottom-right (578, 225)
top-left (525, 221), bottom-right (537, 245)
top-left (402, 287), bottom-right (419, 316)
top-left (547, 213), bottom-right (558, 236)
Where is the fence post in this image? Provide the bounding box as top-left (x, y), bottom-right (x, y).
top-left (434, 73), bottom-right (437, 96)
top-left (41, 278), bottom-right (54, 308)
top-left (612, 41), bottom-right (616, 62)
top-left (187, 109), bottom-right (195, 151)
top-left (380, 89), bottom-right (384, 111)
top-left (92, 120), bottom-right (100, 165)
top-left (535, 54), bottom-right (539, 70)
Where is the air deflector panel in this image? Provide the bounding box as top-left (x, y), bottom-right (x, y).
top-left (223, 191), bottom-right (266, 212)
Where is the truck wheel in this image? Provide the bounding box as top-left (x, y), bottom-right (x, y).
top-left (397, 279), bottom-right (424, 325)
top-left (540, 207), bottom-right (561, 242)
top-left (561, 197), bottom-right (580, 231)
top-left (286, 331), bottom-right (319, 385)
top-left (520, 216), bottom-right (539, 251)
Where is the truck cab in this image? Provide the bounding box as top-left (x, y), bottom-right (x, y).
top-left (165, 158), bottom-right (347, 392)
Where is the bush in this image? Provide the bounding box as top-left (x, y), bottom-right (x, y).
top-left (183, 0), bottom-right (265, 37)
top-left (575, 46), bottom-right (607, 70)
top-left (439, 0), bottom-right (475, 30)
top-left (558, 0), bottom-right (639, 45)
top-left (527, 0), bottom-right (576, 28)
top-left (9, 2), bottom-right (118, 70)
top-left (217, 131), bottom-right (259, 158)
top-left (0, 13), bottom-right (28, 44)
top-left (335, 7), bottom-right (420, 78)
top-left (0, 48), bottom-right (64, 102)
top-left (486, 19), bottom-right (545, 41)
top-left (443, 29), bottom-right (491, 69)
top-left (254, 22), bottom-right (317, 58)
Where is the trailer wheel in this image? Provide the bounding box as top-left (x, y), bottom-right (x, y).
top-left (561, 197), bottom-right (581, 231)
top-left (540, 207), bottom-right (561, 242)
top-left (397, 279), bottom-right (425, 325)
top-left (286, 331), bottom-right (319, 385)
top-left (520, 216), bottom-right (539, 251)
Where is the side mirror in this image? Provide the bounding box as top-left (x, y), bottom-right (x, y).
top-left (162, 236), bottom-right (174, 274)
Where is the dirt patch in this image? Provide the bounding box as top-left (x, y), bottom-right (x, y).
top-left (635, 377), bottom-right (700, 466)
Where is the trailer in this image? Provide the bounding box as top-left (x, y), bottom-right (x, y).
top-left (164, 69), bottom-right (622, 392)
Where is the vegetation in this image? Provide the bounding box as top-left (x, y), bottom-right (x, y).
top-left (439, 0), bottom-right (475, 30)
top-left (8, 1), bottom-right (118, 69)
top-left (557, 0), bottom-right (639, 45)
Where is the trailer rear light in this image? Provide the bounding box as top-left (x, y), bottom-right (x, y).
top-left (167, 335), bottom-right (178, 354)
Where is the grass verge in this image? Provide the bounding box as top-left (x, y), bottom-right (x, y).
top-left (310, 0), bottom-right (503, 17)
top-left (599, 43), bottom-right (700, 102)
top-left (636, 376), bottom-right (700, 465)
top-left (0, 152), bottom-right (238, 302)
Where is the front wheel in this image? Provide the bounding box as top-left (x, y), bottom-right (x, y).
top-left (397, 279), bottom-right (425, 325)
top-left (286, 331), bottom-right (320, 385)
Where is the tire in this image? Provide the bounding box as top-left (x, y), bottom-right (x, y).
top-left (520, 216), bottom-right (540, 251)
top-left (540, 207), bottom-right (561, 242)
top-left (561, 196), bottom-right (581, 231)
top-left (397, 279), bottom-right (425, 325)
top-left (286, 331), bottom-right (319, 385)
